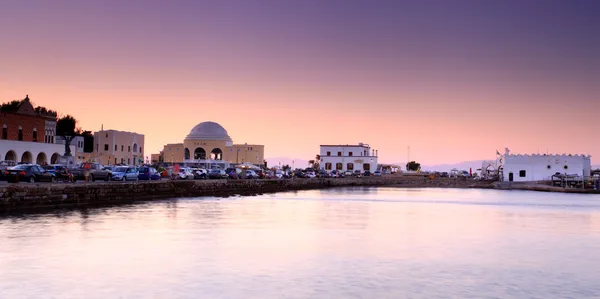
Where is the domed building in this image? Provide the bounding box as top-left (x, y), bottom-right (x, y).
top-left (157, 121), bottom-right (264, 168)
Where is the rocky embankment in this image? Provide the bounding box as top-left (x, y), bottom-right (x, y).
top-left (0, 176), bottom-right (493, 213)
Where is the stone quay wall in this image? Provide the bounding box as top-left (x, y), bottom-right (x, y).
top-left (0, 176), bottom-right (497, 213)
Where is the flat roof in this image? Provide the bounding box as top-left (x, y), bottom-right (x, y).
top-left (320, 144), bottom-right (369, 148)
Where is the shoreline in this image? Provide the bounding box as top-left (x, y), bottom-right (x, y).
top-left (1, 176), bottom-right (598, 214)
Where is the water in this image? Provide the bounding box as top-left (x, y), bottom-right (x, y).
top-left (1, 187), bottom-right (600, 299)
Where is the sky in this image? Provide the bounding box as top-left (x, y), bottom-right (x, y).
top-left (1, 0), bottom-right (599, 165)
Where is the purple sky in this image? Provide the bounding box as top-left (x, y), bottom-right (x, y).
top-left (1, 0), bottom-right (599, 164)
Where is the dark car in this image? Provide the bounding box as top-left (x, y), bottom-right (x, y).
top-left (208, 169), bottom-right (227, 179)
top-left (138, 166), bottom-right (161, 180)
top-left (4, 164), bottom-right (56, 183)
top-left (43, 164), bottom-right (67, 175)
top-left (363, 170), bottom-right (372, 177)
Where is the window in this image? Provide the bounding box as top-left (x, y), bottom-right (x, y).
top-left (336, 163), bottom-right (343, 170)
top-left (121, 145), bottom-right (124, 152)
top-left (519, 170), bottom-right (526, 177)
top-left (325, 162), bottom-right (332, 170)
top-left (347, 163), bottom-right (354, 170)
top-left (337, 152), bottom-right (342, 156)
top-left (128, 158), bottom-right (130, 164)
top-left (114, 158), bottom-right (117, 164)
top-left (18, 127), bottom-right (23, 141)
top-left (32, 129), bottom-right (37, 142)
top-left (104, 144), bottom-right (109, 151)
top-left (363, 163), bottom-right (371, 171)
top-left (140, 147), bottom-right (142, 153)
top-left (2, 126), bottom-right (7, 139)
top-left (326, 151), bottom-right (331, 156)
top-left (349, 152), bottom-right (353, 157)
top-left (128, 146), bottom-right (131, 152)
top-left (115, 145), bottom-right (117, 151)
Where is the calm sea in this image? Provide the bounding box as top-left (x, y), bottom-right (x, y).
top-left (1, 187), bottom-right (600, 299)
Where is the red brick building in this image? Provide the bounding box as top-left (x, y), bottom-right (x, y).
top-left (0, 95), bottom-right (56, 143)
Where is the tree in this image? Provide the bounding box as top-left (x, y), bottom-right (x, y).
top-left (56, 115), bottom-right (81, 156)
top-left (282, 164), bottom-right (291, 172)
top-left (313, 154), bottom-right (321, 170)
top-left (80, 131), bottom-right (94, 153)
top-left (406, 161), bottom-right (421, 171)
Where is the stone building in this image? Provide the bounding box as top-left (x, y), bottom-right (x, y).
top-left (158, 121), bottom-right (265, 168)
top-left (0, 95), bottom-right (68, 164)
top-left (82, 130), bottom-right (145, 165)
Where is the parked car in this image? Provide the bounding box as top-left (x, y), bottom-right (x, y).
top-left (4, 164), bottom-right (56, 183)
top-left (245, 170), bottom-right (258, 179)
top-left (353, 170), bottom-right (363, 177)
top-left (305, 171), bottom-right (317, 178)
top-left (192, 168), bottom-right (208, 180)
top-left (42, 164), bottom-right (67, 176)
top-left (72, 162), bottom-right (112, 181)
top-left (0, 160), bottom-right (17, 181)
top-left (363, 170), bottom-right (372, 177)
top-left (138, 166), bottom-right (161, 180)
top-left (178, 168), bottom-right (195, 180)
top-left (344, 170), bottom-right (353, 177)
top-left (440, 172), bottom-right (449, 178)
top-left (373, 170), bottom-right (382, 177)
top-left (208, 169), bottom-right (228, 179)
top-left (111, 166), bottom-right (139, 181)
top-left (275, 170), bottom-right (284, 179)
top-left (330, 170), bottom-right (344, 178)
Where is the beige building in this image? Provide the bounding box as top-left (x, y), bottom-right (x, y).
top-left (85, 130), bottom-right (145, 165)
top-left (158, 121), bottom-right (264, 168)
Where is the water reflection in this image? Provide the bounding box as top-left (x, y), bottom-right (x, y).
top-left (1, 188), bottom-right (600, 298)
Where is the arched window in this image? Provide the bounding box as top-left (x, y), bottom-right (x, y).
top-left (33, 128), bottom-right (37, 142)
top-left (211, 148), bottom-right (223, 160)
top-left (363, 163), bottom-right (370, 171)
top-left (184, 148), bottom-right (190, 160)
top-left (2, 124), bottom-right (8, 140)
top-left (347, 163), bottom-right (354, 170)
top-left (18, 126), bottom-right (23, 141)
top-left (194, 148), bottom-right (206, 160)
top-left (133, 144), bottom-right (138, 153)
top-left (336, 163), bottom-right (343, 170)
top-left (325, 162), bottom-right (332, 170)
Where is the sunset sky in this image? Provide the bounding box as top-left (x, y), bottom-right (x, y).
top-left (1, 0), bottom-right (598, 165)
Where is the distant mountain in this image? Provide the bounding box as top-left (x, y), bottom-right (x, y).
top-left (421, 160), bottom-right (486, 172)
top-left (593, 165), bottom-right (600, 170)
top-left (265, 157), bottom-right (310, 169)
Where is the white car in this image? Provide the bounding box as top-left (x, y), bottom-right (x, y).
top-left (344, 171), bottom-right (353, 176)
top-left (305, 172), bottom-right (317, 178)
top-left (178, 168), bottom-right (195, 180)
top-left (275, 170), bottom-right (283, 179)
top-left (373, 171), bottom-right (382, 176)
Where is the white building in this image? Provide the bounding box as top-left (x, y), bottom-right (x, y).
top-left (0, 139), bottom-right (75, 165)
top-left (501, 148), bottom-right (591, 182)
top-left (319, 143), bottom-right (378, 172)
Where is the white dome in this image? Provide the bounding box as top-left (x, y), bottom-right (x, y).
top-left (185, 121), bottom-right (232, 141)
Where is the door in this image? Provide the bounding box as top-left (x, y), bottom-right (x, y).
top-left (509, 172), bottom-right (514, 182)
